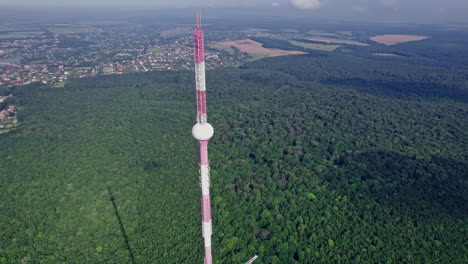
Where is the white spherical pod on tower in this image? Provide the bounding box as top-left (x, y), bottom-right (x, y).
top-left (192, 123), bottom-right (214, 141)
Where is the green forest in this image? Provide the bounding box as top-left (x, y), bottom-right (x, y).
top-left (0, 40), bottom-right (467, 263)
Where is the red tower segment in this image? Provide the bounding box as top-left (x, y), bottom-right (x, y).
top-left (194, 29), bottom-right (205, 64)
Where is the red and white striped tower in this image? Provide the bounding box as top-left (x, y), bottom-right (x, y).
top-left (192, 10), bottom-right (214, 264)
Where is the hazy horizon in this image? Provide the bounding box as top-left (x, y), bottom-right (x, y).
top-left (1, 0), bottom-right (468, 25)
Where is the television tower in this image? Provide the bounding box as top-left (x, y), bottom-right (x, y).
top-left (192, 10), bottom-right (214, 264)
top-left (191, 11), bottom-right (257, 264)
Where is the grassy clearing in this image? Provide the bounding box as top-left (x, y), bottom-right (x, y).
top-left (209, 43), bottom-right (235, 54)
top-left (245, 53), bottom-right (270, 62)
top-left (289, 40), bottom-right (340, 51)
top-left (373, 53), bottom-right (404, 57)
top-left (211, 42), bottom-right (269, 62)
top-left (51, 82), bottom-right (66, 88)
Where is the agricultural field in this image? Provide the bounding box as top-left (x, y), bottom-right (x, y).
top-left (160, 27), bottom-right (192, 37)
top-left (289, 40), bottom-right (340, 51)
top-left (307, 30), bottom-right (343, 37)
top-left (241, 28), bottom-right (271, 33)
top-left (218, 39), bottom-right (307, 58)
top-left (0, 31), bottom-right (42, 39)
top-left (208, 43), bottom-right (236, 55)
top-left (306, 37), bottom-right (369, 46)
top-left (46, 26), bottom-right (96, 34)
top-left (370, 34), bottom-right (430, 45)
top-left (373, 53), bottom-right (404, 57)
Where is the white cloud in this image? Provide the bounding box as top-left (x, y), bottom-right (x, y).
top-left (352, 5), bottom-right (368, 13)
top-left (381, 0), bottom-right (400, 10)
top-left (289, 0), bottom-right (321, 10)
top-left (272, 2), bottom-right (281, 7)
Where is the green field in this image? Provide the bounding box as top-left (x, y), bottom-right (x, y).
top-left (373, 53), bottom-right (404, 57)
top-left (209, 43), bottom-right (236, 55)
top-left (0, 31), bottom-right (41, 39)
top-left (245, 53), bottom-right (270, 61)
top-left (307, 30), bottom-right (335, 35)
top-left (289, 40), bottom-right (340, 51)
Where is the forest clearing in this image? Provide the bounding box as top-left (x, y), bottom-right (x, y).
top-left (218, 39), bottom-right (307, 57)
top-left (305, 37), bottom-right (369, 46)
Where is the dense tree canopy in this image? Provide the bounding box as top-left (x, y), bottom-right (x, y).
top-left (0, 45), bottom-right (467, 263)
